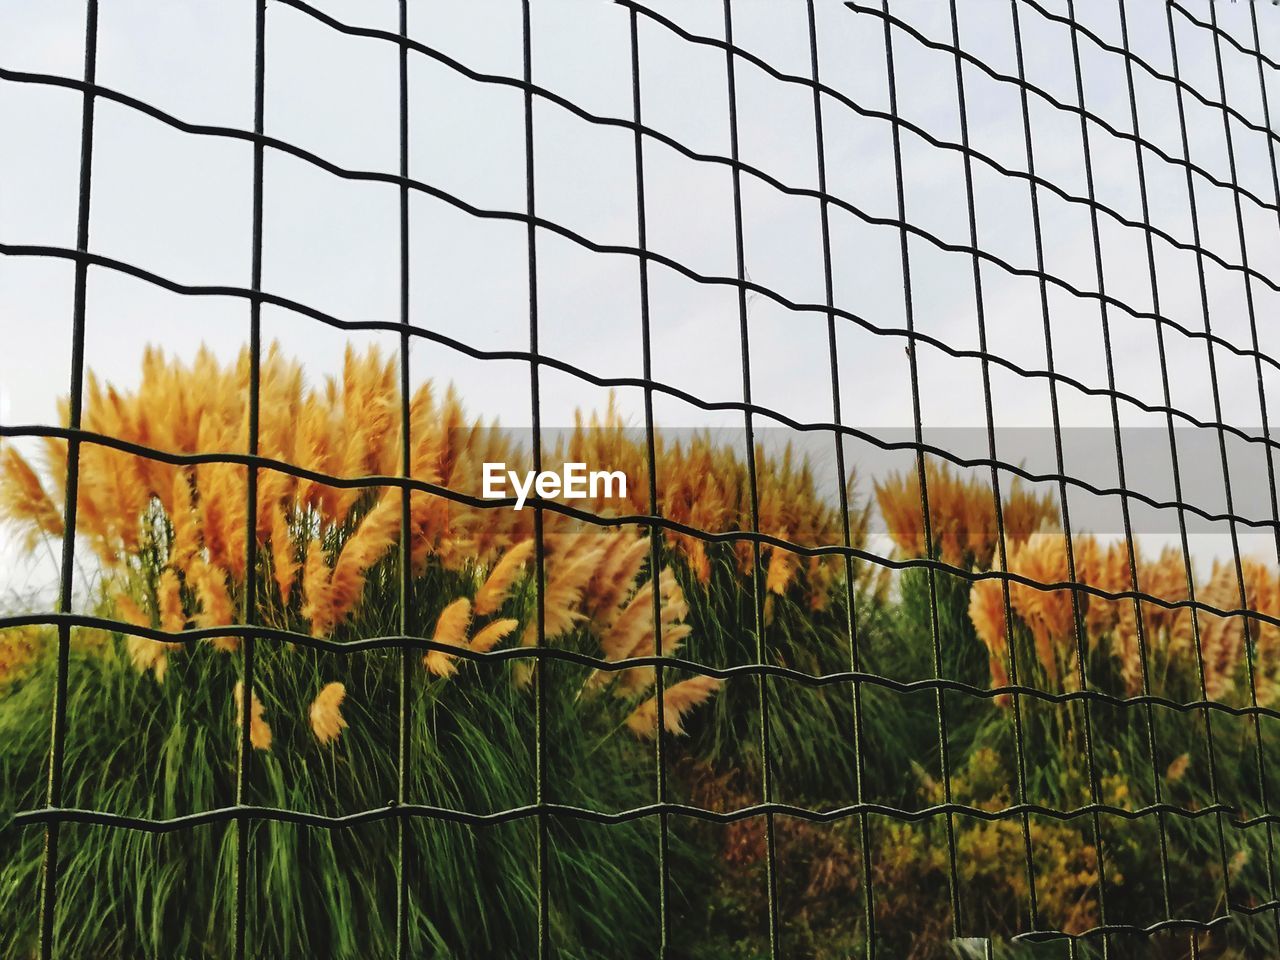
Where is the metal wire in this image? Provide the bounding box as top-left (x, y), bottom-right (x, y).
top-left (395, 1), bottom-right (413, 954)
top-left (1167, 0), bottom-right (1280, 951)
top-left (720, 1), bottom-right (782, 951)
top-left (1063, 0), bottom-right (1176, 927)
top-left (1006, 0), bottom-right (1115, 947)
top-left (518, 4), bottom-right (552, 957)
top-left (627, 10), bottom-right (674, 954)
top-left (946, 0), bottom-right (1041, 935)
top-left (12, 0), bottom-right (1280, 953)
top-left (805, 0), bottom-right (877, 949)
top-left (232, 0), bottom-right (266, 955)
top-left (1111, 1), bottom-right (1237, 951)
top-left (1242, 5), bottom-right (1280, 947)
top-left (881, 0), bottom-right (963, 939)
top-left (36, 2), bottom-right (97, 957)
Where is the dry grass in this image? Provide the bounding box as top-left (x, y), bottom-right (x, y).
top-left (424, 597), bottom-right (472, 678)
top-left (7, 345), bottom-right (1280, 955)
top-left (874, 460), bottom-right (1058, 569)
top-left (625, 675), bottom-right (722, 738)
top-left (309, 681), bottom-right (348, 745)
top-left (473, 539), bottom-right (534, 616)
top-left (878, 463), bottom-right (1280, 705)
top-left (0, 447), bottom-right (63, 549)
top-left (233, 679), bottom-right (272, 751)
top-left (1, 342), bottom-right (853, 648)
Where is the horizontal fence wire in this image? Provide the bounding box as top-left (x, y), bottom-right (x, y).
top-left (6, 0), bottom-right (1280, 954)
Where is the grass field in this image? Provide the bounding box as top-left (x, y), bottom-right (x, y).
top-left (4, 344), bottom-right (1280, 958)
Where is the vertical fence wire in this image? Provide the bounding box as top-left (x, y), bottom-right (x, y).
top-left (1164, 5), bottom-right (1280, 944)
top-left (880, 0), bottom-right (964, 938)
top-left (518, 2), bottom-right (551, 956)
top-left (14, 0), bottom-right (1280, 955)
top-left (626, 10), bottom-right (674, 955)
top-left (805, 1), bottom-right (878, 954)
top-left (395, 0), bottom-right (413, 954)
top-left (1063, 0), bottom-right (1178, 922)
top-left (720, 2), bottom-right (782, 952)
top-left (1245, 0), bottom-right (1280, 943)
top-left (946, 0), bottom-right (1043, 937)
top-left (1110, 0), bottom-right (1238, 945)
top-left (1006, 0), bottom-right (1115, 951)
top-left (1200, 0), bottom-right (1280, 939)
top-left (37, 2), bottom-right (99, 958)
top-left (232, 0), bottom-right (266, 956)
top-left (1176, 0), bottom-right (1280, 944)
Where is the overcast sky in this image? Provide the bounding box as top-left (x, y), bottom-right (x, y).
top-left (4, 0), bottom-right (1280, 604)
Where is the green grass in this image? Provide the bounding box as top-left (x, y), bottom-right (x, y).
top-left (4, 547), bottom-right (1280, 957)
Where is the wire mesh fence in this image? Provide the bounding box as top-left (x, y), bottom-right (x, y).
top-left (6, 0), bottom-right (1280, 956)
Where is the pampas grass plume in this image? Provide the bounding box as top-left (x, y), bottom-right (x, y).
top-left (234, 680), bottom-right (272, 751)
top-left (0, 446), bottom-right (65, 547)
top-left (470, 618), bottom-right (518, 654)
top-left (474, 540), bottom-right (534, 616)
top-left (425, 597), bottom-right (471, 677)
top-left (626, 676), bottom-right (721, 738)
top-left (309, 681), bottom-right (348, 745)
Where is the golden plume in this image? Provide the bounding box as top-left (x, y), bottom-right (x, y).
top-left (425, 597), bottom-right (472, 677)
top-left (474, 539), bottom-right (534, 616)
top-left (626, 676), bottom-right (721, 738)
top-left (328, 491), bottom-right (401, 626)
top-left (581, 533), bottom-right (651, 628)
top-left (470, 618), bottom-right (518, 654)
top-left (168, 470), bottom-right (200, 574)
top-left (112, 591), bottom-right (178, 682)
top-left (191, 561), bottom-right (238, 652)
top-left (0, 627), bottom-right (40, 688)
top-left (309, 681), bottom-right (348, 745)
top-left (157, 568), bottom-right (186, 634)
top-left (234, 681), bottom-right (272, 751)
top-left (0, 445), bottom-right (65, 548)
top-left (301, 540), bottom-right (336, 638)
top-left (270, 503), bottom-right (298, 603)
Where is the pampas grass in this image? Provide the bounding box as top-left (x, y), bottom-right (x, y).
top-left (0, 340), bottom-right (854, 955)
top-left (327, 491), bottom-right (401, 628)
top-left (0, 446), bottom-right (63, 549)
top-left (626, 675), bottom-right (721, 738)
top-left (424, 597), bottom-right (471, 677)
top-left (234, 680), bottom-right (272, 751)
top-left (309, 681), bottom-right (348, 745)
top-left (469, 618), bottom-right (518, 654)
top-left (473, 539), bottom-right (533, 616)
top-left (19, 345), bottom-right (1277, 954)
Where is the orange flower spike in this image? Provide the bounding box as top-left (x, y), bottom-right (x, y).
top-left (329, 492), bottom-right (401, 626)
top-left (309, 682), bottom-right (348, 745)
top-left (425, 597), bottom-right (472, 677)
top-left (874, 469), bottom-right (925, 559)
top-left (0, 446), bottom-right (65, 547)
top-left (474, 539), bottom-right (535, 617)
top-left (268, 503), bottom-right (299, 604)
top-left (301, 539), bottom-right (335, 639)
top-left (626, 676), bottom-right (721, 738)
top-left (234, 681), bottom-right (272, 751)
top-left (157, 568), bottom-right (186, 634)
top-left (969, 577), bottom-right (1009, 663)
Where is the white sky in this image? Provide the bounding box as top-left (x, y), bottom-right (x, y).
top-left (4, 0), bottom-right (1280, 603)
